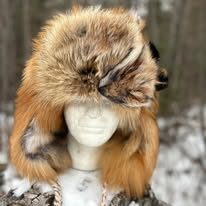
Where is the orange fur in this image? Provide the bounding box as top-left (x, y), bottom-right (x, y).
top-left (10, 69), bottom-right (71, 182)
top-left (100, 102), bottom-right (159, 197)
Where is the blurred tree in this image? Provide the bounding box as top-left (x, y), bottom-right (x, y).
top-left (147, 0), bottom-right (161, 45)
top-left (22, 0), bottom-right (32, 60)
top-left (0, 0), bottom-right (17, 113)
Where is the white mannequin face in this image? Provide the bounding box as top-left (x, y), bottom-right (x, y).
top-left (64, 102), bottom-right (119, 147)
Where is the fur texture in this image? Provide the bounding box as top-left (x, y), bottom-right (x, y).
top-left (10, 6), bottom-right (167, 198)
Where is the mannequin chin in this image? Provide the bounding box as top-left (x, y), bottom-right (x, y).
top-left (64, 102), bottom-right (119, 170)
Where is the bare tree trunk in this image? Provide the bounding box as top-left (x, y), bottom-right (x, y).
top-left (0, 0), bottom-right (10, 112)
top-left (166, 0), bottom-right (182, 68)
top-left (147, 0), bottom-right (160, 44)
top-left (0, 0), bottom-right (11, 161)
top-left (197, 0), bottom-right (206, 139)
top-left (172, 0), bottom-right (191, 91)
top-left (0, 0), bottom-right (17, 161)
top-left (23, 0), bottom-right (32, 61)
top-left (167, 0), bottom-right (191, 92)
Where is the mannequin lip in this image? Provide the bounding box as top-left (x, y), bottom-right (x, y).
top-left (78, 126), bottom-right (105, 133)
top-left (78, 125), bottom-right (105, 129)
top-left (78, 122), bottom-right (105, 130)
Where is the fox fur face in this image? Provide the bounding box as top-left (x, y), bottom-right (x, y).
top-left (27, 6), bottom-right (164, 108)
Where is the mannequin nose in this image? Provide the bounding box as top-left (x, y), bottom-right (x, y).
top-left (86, 105), bottom-right (102, 119)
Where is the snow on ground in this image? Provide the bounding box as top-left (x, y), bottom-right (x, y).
top-left (153, 144), bottom-right (206, 206)
top-left (153, 106), bottom-right (206, 206)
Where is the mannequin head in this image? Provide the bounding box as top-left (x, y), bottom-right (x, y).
top-left (64, 101), bottom-right (119, 170)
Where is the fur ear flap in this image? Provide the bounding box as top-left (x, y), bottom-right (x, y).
top-left (155, 68), bottom-right (168, 91)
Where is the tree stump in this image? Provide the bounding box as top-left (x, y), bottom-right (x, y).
top-left (0, 185), bottom-right (171, 206)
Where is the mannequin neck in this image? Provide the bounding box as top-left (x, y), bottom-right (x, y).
top-left (68, 135), bottom-right (102, 171)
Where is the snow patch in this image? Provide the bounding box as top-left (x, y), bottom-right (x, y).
top-left (153, 105), bottom-right (206, 206)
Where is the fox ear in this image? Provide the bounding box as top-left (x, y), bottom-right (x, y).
top-left (148, 42), bottom-right (168, 91)
top-left (155, 68), bottom-right (168, 91)
top-left (149, 42), bottom-right (160, 62)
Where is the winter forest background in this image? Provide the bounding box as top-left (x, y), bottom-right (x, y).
top-left (0, 0), bottom-right (205, 206)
